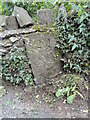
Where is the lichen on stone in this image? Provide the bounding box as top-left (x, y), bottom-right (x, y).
top-left (40, 25), bottom-right (47, 32)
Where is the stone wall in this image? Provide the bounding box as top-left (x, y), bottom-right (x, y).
top-left (0, 29), bottom-right (62, 85)
top-left (0, 6), bottom-right (66, 85)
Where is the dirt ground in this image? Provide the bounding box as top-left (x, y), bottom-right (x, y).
top-left (0, 81), bottom-right (88, 119)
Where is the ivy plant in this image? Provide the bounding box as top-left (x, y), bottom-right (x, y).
top-left (55, 3), bottom-right (89, 104)
top-left (56, 3), bottom-right (90, 76)
top-left (2, 47), bottom-right (33, 86)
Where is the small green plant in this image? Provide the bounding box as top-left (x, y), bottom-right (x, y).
top-left (56, 74), bottom-right (84, 104)
top-left (2, 47), bottom-right (33, 86)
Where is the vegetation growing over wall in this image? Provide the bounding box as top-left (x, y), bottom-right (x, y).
top-left (56, 2), bottom-right (90, 77)
top-left (54, 2), bottom-right (89, 103)
top-left (2, 46), bottom-right (33, 86)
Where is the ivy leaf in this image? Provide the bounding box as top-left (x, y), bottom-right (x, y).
top-left (79, 12), bottom-right (88, 23)
top-left (71, 43), bottom-right (77, 51)
top-left (78, 10), bottom-right (82, 17)
top-left (80, 27), bottom-right (85, 33)
top-left (68, 35), bottom-right (75, 43)
top-left (78, 4), bottom-right (83, 16)
top-left (70, 62), bottom-right (72, 69)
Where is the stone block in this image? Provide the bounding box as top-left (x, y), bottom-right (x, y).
top-left (6, 16), bottom-right (18, 30)
top-left (14, 6), bottom-right (34, 27)
top-left (37, 9), bottom-right (53, 25)
top-left (25, 32), bottom-right (61, 84)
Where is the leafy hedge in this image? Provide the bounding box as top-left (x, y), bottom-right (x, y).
top-left (56, 3), bottom-right (90, 76)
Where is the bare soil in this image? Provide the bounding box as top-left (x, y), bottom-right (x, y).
top-left (0, 80), bottom-right (88, 119)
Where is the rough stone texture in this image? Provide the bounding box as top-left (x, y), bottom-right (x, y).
top-left (0, 15), bottom-right (6, 27)
top-left (14, 6), bottom-right (34, 27)
top-left (0, 36), bottom-right (24, 56)
top-left (0, 39), bottom-right (12, 48)
top-left (37, 9), bottom-right (53, 25)
top-left (0, 28), bottom-right (36, 39)
top-left (25, 32), bottom-right (61, 84)
top-left (0, 39), bottom-right (12, 56)
top-left (9, 37), bottom-right (19, 43)
top-left (1, 29), bottom-right (61, 85)
top-left (58, 4), bottom-right (67, 23)
top-left (6, 16), bottom-right (18, 30)
top-left (0, 47), bottom-right (11, 55)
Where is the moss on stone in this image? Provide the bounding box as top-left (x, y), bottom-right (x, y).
top-left (54, 50), bottom-right (61, 62)
top-left (32, 24), bottom-right (48, 32)
top-left (48, 22), bottom-right (53, 28)
top-left (2, 54), bottom-right (9, 60)
top-left (32, 24), bottom-right (40, 31)
top-left (32, 23), bottom-right (55, 32)
top-left (40, 25), bottom-right (47, 32)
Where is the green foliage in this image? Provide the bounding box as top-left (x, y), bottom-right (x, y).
top-left (56, 74), bottom-right (84, 104)
top-left (1, 1), bottom-right (54, 22)
top-left (55, 3), bottom-right (89, 104)
top-left (2, 47), bottom-right (33, 86)
top-left (56, 3), bottom-right (90, 75)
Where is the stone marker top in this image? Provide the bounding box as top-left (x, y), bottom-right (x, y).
top-left (14, 6), bottom-right (34, 27)
top-left (37, 9), bottom-right (53, 25)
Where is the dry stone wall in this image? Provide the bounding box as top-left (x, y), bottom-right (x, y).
top-left (0, 6), bottom-right (66, 85)
top-left (0, 30), bottom-right (62, 85)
